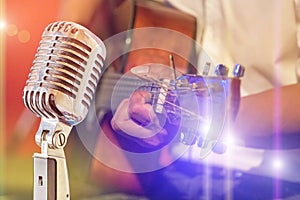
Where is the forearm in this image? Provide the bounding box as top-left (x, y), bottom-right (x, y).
top-left (233, 83), bottom-right (300, 137)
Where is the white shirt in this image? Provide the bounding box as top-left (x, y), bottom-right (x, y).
top-left (165, 0), bottom-right (300, 183)
top-left (167, 0), bottom-right (299, 96)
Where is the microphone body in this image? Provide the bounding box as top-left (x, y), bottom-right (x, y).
top-left (22, 21), bottom-right (106, 200)
top-left (23, 21), bottom-right (106, 127)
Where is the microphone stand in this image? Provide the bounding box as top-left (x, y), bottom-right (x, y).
top-left (33, 120), bottom-right (72, 200)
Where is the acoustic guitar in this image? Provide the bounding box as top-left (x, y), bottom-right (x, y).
top-left (66, 0), bottom-right (199, 196)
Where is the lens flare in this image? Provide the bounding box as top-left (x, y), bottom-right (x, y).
top-left (0, 20), bottom-right (6, 30)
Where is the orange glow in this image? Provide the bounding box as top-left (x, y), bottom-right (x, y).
top-left (5, 0), bottom-right (62, 155)
top-left (17, 29), bottom-right (30, 43)
top-left (5, 24), bottom-right (18, 36)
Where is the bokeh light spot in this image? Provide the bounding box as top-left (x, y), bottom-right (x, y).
top-left (18, 30), bottom-right (30, 43)
top-left (6, 24), bottom-right (18, 36)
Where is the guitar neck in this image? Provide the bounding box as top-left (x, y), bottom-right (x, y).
top-left (94, 71), bottom-right (150, 113)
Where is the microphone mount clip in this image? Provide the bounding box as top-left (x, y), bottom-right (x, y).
top-left (33, 119), bottom-right (72, 200)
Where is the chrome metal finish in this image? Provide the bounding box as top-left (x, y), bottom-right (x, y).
top-left (33, 148), bottom-right (70, 200)
top-left (215, 64), bottom-right (229, 76)
top-left (22, 21), bottom-right (106, 200)
top-left (23, 21), bottom-right (106, 126)
top-left (202, 62), bottom-right (211, 76)
top-left (155, 79), bottom-right (170, 114)
top-left (233, 63), bottom-right (245, 77)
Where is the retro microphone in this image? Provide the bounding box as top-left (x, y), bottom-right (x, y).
top-left (22, 21), bottom-right (106, 200)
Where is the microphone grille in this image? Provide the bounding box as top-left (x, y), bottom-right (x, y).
top-left (23, 21), bottom-right (106, 125)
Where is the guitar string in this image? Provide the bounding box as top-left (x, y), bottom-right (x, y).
top-left (98, 75), bottom-right (210, 123)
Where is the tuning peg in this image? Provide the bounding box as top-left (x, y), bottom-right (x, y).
top-left (215, 64), bottom-right (229, 77)
top-left (202, 62), bottom-right (211, 76)
top-left (233, 64), bottom-right (245, 78)
top-left (212, 142), bottom-right (227, 154)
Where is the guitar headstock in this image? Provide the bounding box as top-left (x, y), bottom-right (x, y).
top-left (135, 74), bottom-right (217, 144)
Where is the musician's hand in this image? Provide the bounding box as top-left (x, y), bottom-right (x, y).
top-left (111, 90), bottom-right (168, 147)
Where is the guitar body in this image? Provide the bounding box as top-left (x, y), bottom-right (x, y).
top-left (124, 0), bottom-right (197, 73)
top-left (67, 0), bottom-right (197, 197)
top-left (110, 0), bottom-right (197, 73)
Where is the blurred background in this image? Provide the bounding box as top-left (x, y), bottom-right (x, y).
top-left (1, 0), bottom-right (63, 198)
top-left (2, 1), bottom-right (300, 200)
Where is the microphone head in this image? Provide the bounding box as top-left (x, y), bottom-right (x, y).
top-left (23, 21), bottom-right (106, 126)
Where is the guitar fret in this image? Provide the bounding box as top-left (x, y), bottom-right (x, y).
top-left (96, 72), bottom-right (209, 125)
